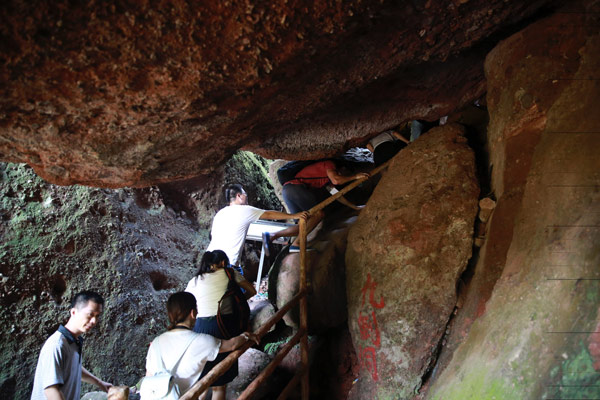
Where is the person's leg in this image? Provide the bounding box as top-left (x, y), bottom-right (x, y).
top-left (212, 386), bottom-right (227, 400)
top-left (289, 209), bottom-right (324, 248)
top-left (410, 120), bottom-right (425, 142)
top-left (273, 184), bottom-right (319, 241)
top-left (270, 224), bottom-right (299, 241)
top-left (282, 184), bottom-right (319, 214)
top-left (270, 209), bottom-right (324, 240)
top-left (273, 185), bottom-right (325, 241)
top-left (195, 316), bottom-right (239, 390)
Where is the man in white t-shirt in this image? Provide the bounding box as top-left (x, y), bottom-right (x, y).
top-left (206, 184), bottom-right (307, 267)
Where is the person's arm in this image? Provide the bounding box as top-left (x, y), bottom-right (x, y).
top-left (219, 332), bottom-right (260, 353)
top-left (326, 168), bottom-right (369, 185)
top-left (260, 210), bottom-right (309, 221)
top-left (81, 367), bottom-right (112, 392)
top-left (391, 130), bottom-right (410, 144)
top-left (238, 279), bottom-right (257, 299)
top-left (43, 385), bottom-right (65, 400)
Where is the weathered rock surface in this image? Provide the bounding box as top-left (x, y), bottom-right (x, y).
top-left (345, 124), bottom-right (479, 399)
top-left (0, 0), bottom-right (559, 187)
top-left (269, 213), bottom-right (359, 334)
top-left (427, 7), bottom-right (600, 399)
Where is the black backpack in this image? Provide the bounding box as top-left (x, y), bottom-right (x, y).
top-left (276, 159), bottom-right (330, 185)
top-left (216, 268), bottom-right (250, 339)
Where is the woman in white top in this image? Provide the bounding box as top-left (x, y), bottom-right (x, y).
top-left (366, 129), bottom-right (409, 166)
top-left (185, 250), bottom-right (256, 400)
top-left (144, 292), bottom-right (257, 398)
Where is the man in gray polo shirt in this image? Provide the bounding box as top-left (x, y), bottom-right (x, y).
top-left (31, 291), bottom-right (112, 400)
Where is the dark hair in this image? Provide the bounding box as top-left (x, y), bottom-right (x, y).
top-left (196, 250), bottom-right (229, 277)
top-left (167, 292), bottom-right (197, 330)
top-left (225, 184), bottom-right (245, 203)
top-left (71, 291), bottom-right (104, 309)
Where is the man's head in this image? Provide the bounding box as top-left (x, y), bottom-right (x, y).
top-left (66, 291), bottom-right (104, 337)
top-left (225, 183), bottom-right (248, 205)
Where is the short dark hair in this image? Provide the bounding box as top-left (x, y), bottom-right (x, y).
top-left (71, 291), bottom-right (104, 309)
top-left (167, 292), bottom-right (197, 330)
top-left (196, 250), bottom-right (229, 277)
top-left (225, 184), bottom-right (245, 203)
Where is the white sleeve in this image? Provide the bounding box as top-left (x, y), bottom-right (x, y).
top-left (145, 340), bottom-right (157, 375)
top-left (192, 334), bottom-right (222, 364)
top-left (232, 269), bottom-right (246, 284)
top-left (244, 206), bottom-right (265, 223)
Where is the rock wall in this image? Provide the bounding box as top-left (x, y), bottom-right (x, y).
top-left (0, 163), bottom-right (200, 399)
top-left (0, 151), bottom-right (279, 400)
top-left (427, 6), bottom-right (600, 399)
top-left (0, 0), bottom-right (556, 187)
top-left (345, 124), bottom-right (479, 399)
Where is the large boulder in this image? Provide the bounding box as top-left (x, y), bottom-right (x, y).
top-left (269, 214), bottom-right (358, 334)
top-left (428, 7), bottom-right (600, 399)
top-left (346, 124), bottom-right (479, 399)
top-left (249, 298), bottom-right (276, 334)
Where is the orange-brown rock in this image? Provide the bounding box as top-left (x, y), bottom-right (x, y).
top-left (428, 6), bottom-right (600, 399)
top-left (0, 0), bottom-right (558, 187)
top-left (346, 124), bottom-right (479, 399)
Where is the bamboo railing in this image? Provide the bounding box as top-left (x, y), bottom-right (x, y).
top-left (180, 159), bottom-right (390, 400)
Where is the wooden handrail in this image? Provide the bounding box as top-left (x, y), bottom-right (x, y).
top-left (180, 290), bottom-right (307, 400)
top-left (237, 328), bottom-right (306, 400)
top-left (181, 159), bottom-right (390, 400)
top-left (305, 159), bottom-right (390, 216)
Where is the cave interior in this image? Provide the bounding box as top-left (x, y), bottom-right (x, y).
top-left (0, 0), bottom-right (599, 399)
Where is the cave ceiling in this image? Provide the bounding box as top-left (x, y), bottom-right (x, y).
top-left (0, 0), bottom-right (559, 187)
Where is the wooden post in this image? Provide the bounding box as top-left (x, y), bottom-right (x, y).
top-left (298, 216), bottom-right (310, 400)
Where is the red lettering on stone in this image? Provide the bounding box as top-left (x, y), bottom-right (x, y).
top-left (358, 310), bottom-right (381, 347)
top-left (360, 273), bottom-right (385, 309)
top-left (359, 345), bottom-right (379, 382)
top-left (357, 274), bottom-right (386, 383)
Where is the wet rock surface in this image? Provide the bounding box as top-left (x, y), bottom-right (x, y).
top-left (0, 0), bottom-right (559, 187)
top-left (345, 124), bottom-right (479, 399)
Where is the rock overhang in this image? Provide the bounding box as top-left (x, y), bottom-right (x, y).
top-left (0, 0), bottom-right (561, 187)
